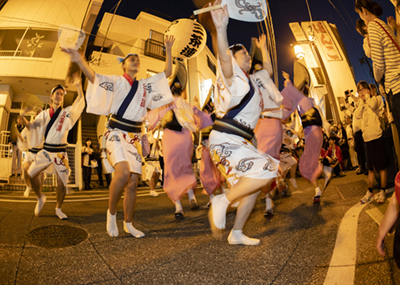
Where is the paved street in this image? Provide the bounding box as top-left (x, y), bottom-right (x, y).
top-left (1, 170), bottom-right (399, 284)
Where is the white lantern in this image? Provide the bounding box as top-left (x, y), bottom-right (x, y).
top-left (165, 19), bottom-right (207, 59)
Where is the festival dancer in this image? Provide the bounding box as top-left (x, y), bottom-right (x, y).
top-left (63, 36), bottom-right (175, 237)
top-left (144, 129), bottom-right (162, 197)
top-left (148, 84), bottom-right (211, 219)
top-left (197, 94), bottom-right (225, 207)
top-left (252, 36), bottom-right (285, 219)
top-left (21, 74), bottom-right (85, 219)
top-left (19, 107), bottom-right (44, 198)
top-left (281, 72), bottom-right (331, 203)
top-left (208, 0), bottom-right (280, 245)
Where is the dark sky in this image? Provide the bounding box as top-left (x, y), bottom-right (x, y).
top-left (94, 0), bottom-right (397, 89)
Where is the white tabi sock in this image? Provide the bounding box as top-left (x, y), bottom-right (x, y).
top-left (228, 230), bottom-right (260, 246)
top-left (175, 200), bottom-right (183, 213)
top-left (290, 178), bottom-right (298, 189)
top-left (315, 187), bottom-right (321, 197)
top-left (107, 209), bottom-right (119, 237)
top-left (123, 222), bottom-right (145, 238)
top-left (55, 208), bottom-right (68, 220)
top-left (187, 189), bottom-right (196, 202)
top-left (24, 186), bottom-right (32, 198)
top-left (34, 194), bottom-right (46, 216)
top-left (211, 193), bottom-right (230, 230)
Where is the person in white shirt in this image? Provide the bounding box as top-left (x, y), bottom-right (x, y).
top-left (354, 81), bottom-right (389, 204)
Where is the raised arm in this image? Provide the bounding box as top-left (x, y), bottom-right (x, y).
top-left (210, 0), bottom-right (233, 85)
top-left (62, 48), bottom-right (95, 84)
top-left (255, 34), bottom-right (273, 77)
top-left (164, 35), bottom-right (175, 78)
top-left (71, 72), bottom-right (84, 106)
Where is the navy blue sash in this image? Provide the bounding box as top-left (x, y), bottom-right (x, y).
top-left (45, 107), bottom-right (62, 140)
top-left (224, 81), bottom-right (255, 119)
top-left (117, 80), bottom-right (139, 118)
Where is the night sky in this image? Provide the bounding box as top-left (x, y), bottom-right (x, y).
top-left (93, 0), bottom-right (397, 89)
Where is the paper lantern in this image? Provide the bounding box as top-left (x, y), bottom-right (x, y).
top-left (165, 19), bottom-right (207, 59)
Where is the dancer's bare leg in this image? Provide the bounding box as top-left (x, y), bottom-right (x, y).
top-left (31, 170), bottom-right (46, 216)
top-left (123, 172), bottom-right (139, 223)
top-left (233, 190), bottom-right (260, 230)
top-left (123, 172), bottom-right (144, 238)
top-left (23, 161), bottom-right (32, 197)
top-left (225, 177), bottom-right (272, 202)
top-left (108, 161), bottom-right (131, 215)
top-left (150, 172), bottom-right (160, 190)
top-left (106, 161), bottom-right (131, 237)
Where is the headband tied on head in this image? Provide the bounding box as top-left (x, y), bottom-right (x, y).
top-left (117, 53), bottom-right (139, 64)
top-left (229, 43), bottom-right (245, 55)
top-left (51, 84), bottom-right (66, 95)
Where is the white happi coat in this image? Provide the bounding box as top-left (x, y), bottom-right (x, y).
top-left (19, 128), bottom-right (43, 164)
top-left (210, 54), bottom-right (282, 186)
top-left (28, 96), bottom-right (85, 186)
top-left (86, 72), bottom-right (173, 174)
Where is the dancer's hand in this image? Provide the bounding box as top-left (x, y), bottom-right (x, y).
top-left (255, 34), bottom-right (267, 51)
top-left (62, 48), bottom-right (82, 63)
top-left (165, 35), bottom-right (175, 52)
top-left (210, 0), bottom-right (229, 31)
top-left (71, 72), bottom-right (81, 87)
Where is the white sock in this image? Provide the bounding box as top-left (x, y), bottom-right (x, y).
top-left (123, 222), bottom-right (145, 238)
top-left (187, 189), bottom-right (196, 201)
top-left (55, 208), bottom-right (68, 220)
top-left (175, 200), bottom-right (183, 213)
top-left (290, 178), bottom-right (298, 189)
top-left (24, 186), bottom-right (32, 198)
top-left (209, 194), bottom-right (214, 201)
top-left (220, 193), bottom-right (230, 205)
top-left (265, 197), bottom-right (273, 211)
top-left (107, 209), bottom-right (119, 237)
top-left (34, 194), bottom-right (46, 216)
top-left (315, 187), bottom-right (321, 197)
top-left (228, 230), bottom-right (260, 245)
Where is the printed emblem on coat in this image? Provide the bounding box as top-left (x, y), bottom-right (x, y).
top-left (144, 83), bottom-right (153, 93)
top-left (209, 142), bottom-right (241, 167)
top-left (31, 121), bottom-right (41, 130)
top-left (152, 94), bottom-right (163, 101)
top-left (99, 82), bottom-right (114, 91)
top-left (43, 151), bottom-right (51, 162)
top-left (235, 118), bottom-right (251, 129)
top-left (128, 150), bottom-right (142, 163)
top-left (109, 135), bottom-right (120, 142)
top-left (263, 156), bottom-right (276, 172)
top-left (236, 157), bottom-right (259, 172)
top-left (254, 78), bottom-right (265, 89)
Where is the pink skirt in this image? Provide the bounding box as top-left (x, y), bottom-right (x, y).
top-left (200, 146), bottom-right (223, 195)
top-left (299, 125), bottom-right (323, 182)
top-left (254, 118), bottom-right (282, 160)
top-left (162, 128), bottom-right (197, 202)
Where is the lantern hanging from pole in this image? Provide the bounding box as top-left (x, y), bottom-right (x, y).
top-left (165, 19), bottom-right (207, 59)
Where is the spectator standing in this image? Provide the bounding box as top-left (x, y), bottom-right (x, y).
top-left (9, 115), bottom-right (25, 178)
top-left (82, 138), bottom-right (94, 190)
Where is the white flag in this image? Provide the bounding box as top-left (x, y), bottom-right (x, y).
top-left (222, 0), bottom-right (267, 22)
top-left (58, 24), bottom-right (86, 50)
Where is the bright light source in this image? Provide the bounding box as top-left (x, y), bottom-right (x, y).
top-left (294, 45), bottom-right (305, 59)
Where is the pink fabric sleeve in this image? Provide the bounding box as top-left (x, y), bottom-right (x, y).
top-left (192, 106), bottom-right (213, 129)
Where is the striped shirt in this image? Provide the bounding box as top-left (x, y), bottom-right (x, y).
top-left (368, 18), bottom-right (400, 95)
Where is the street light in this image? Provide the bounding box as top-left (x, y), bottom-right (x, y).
top-left (294, 45), bottom-right (305, 59)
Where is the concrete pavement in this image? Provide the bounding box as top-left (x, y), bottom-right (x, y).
top-left (0, 170), bottom-right (399, 284)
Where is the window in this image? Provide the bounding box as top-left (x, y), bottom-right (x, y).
top-left (149, 30), bottom-right (164, 43)
top-left (207, 55), bottom-right (216, 75)
top-left (199, 78), bottom-right (213, 108)
top-left (0, 28), bottom-right (58, 58)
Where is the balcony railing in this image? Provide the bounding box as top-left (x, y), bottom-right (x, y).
top-left (144, 39), bottom-right (166, 61)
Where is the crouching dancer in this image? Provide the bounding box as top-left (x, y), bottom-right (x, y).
top-left (22, 75), bottom-right (85, 219)
top-left (63, 36), bottom-right (175, 237)
top-left (208, 0), bottom-right (280, 245)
